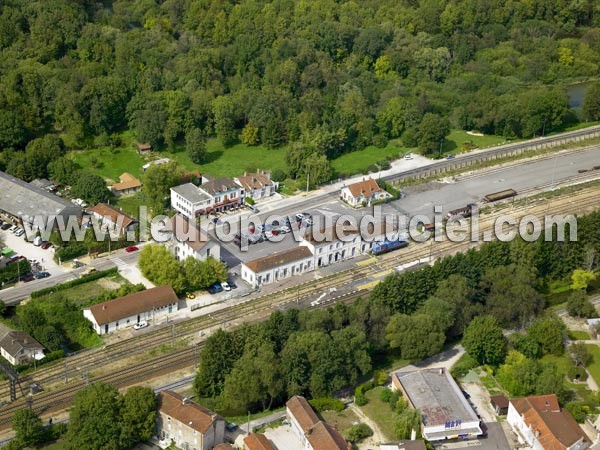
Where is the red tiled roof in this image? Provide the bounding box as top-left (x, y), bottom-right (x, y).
top-left (112, 173), bottom-right (142, 191)
top-left (236, 172), bottom-right (273, 191)
top-left (345, 178), bottom-right (383, 198)
top-left (306, 421), bottom-right (349, 450)
top-left (490, 394), bottom-right (509, 409)
top-left (87, 203), bottom-right (137, 229)
top-left (158, 390), bottom-right (223, 434)
top-left (245, 247), bottom-right (313, 273)
top-left (510, 394), bottom-right (589, 450)
top-left (286, 396), bottom-right (319, 433)
top-left (243, 433), bottom-right (276, 450)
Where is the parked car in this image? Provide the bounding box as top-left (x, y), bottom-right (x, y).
top-left (221, 281), bottom-right (231, 291)
top-left (9, 225), bottom-right (18, 233)
top-left (304, 218), bottom-right (313, 226)
top-left (40, 241), bottom-right (52, 249)
top-left (445, 154), bottom-right (455, 159)
top-left (279, 226), bottom-right (291, 234)
top-left (185, 292), bottom-right (196, 299)
top-left (34, 272), bottom-right (50, 279)
top-left (404, 153), bottom-right (413, 160)
top-left (264, 230), bottom-right (275, 239)
top-left (125, 245), bottom-right (139, 253)
top-left (208, 283), bottom-right (223, 294)
top-left (295, 213), bottom-right (304, 221)
top-left (20, 274), bottom-right (35, 282)
top-left (1, 223), bottom-right (11, 231)
top-left (33, 236), bottom-right (43, 246)
top-left (14, 228), bottom-right (25, 236)
top-left (133, 320), bottom-right (148, 330)
top-left (228, 280), bottom-right (237, 289)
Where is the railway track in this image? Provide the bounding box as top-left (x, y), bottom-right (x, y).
top-left (0, 186), bottom-right (596, 429)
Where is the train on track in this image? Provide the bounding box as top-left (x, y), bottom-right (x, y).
top-left (371, 239), bottom-right (409, 256)
top-left (483, 188), bottom-right (517, 202)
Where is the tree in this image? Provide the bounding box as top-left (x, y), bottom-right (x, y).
top-left (347, 423), bottom-right (373, 442)
top-left (48, 157), bottom-right (79, 185)
top-left (71, 172), bottom-right (111, 204)
top-left (0, 109), bottom-right (26, 149)
top-left (184, 257), bottom-right (227, 290)
top-left (414, 113), bottom-right (450, 155)
top-left (24, 134), bottom-right (66, 180)
top-left (571, 269), bottom-right (596, 291)
top-left (12, 408), bottom-right (44, 447)
top-left (67, 382), bottom-right (124, 450)
top-left (143, 162), bottom-right (184, 213)
top-left (570, 343), bottom-right (591, 367)
top-left (462, 316), bottom-right (507, 366)
top-left (582, 82), bottom-right (600, 121)
top-left (121, 386), bottom-right (157, 445)
top-left (212, 96), bottom-right (238, 147)
top-left (241, 123), bottom-right (260, 145)
top-left (186, 128), bottom-right (207, 164)
top-left (386, 313), bottom-right (446, 361)
top-left (528, 317), bottom-right (565, 356)
top-left (138, 245), bottom-right (185, 293)
top-left (566, 290), bottom-right (596, 318)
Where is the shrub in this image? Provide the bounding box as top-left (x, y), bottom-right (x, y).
top-left (372, 134), bottom-right (388, 148)
top-left (450, 353), bottom-right (479, 379)
top-left (355, 392), bottom-right (367, 406)
top-left (309, 397), bottom-right (345, 413)
top-left (568, 366), bottom-right (588, 382)
top-left (566, 401), bottom-right (589, 423)
top-left (374, 369), bottom-right (389, 386)
top-left (245, 196), bottom-right (255, 206)
top-left (271, 169), bottom-right (287, 182)
top-left (376, 159), bottom-right (391, 170)
top-left (367, 164), bottom-right (379, 173)
top-left (347, 423), bottom-right (373, 442)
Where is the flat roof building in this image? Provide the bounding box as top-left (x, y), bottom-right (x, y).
top-left (241, 246), bottom-right (314, 288)
top-left (392, 368), bottom-right (482, 441)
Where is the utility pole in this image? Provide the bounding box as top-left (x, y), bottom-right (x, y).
top-left (306, 170), bottom-right (310, 195)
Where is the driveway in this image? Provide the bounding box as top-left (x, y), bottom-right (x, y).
top-left (263, 424), bottom-right (304, 450)
top-left (1, 229), bottom-right (62, 274)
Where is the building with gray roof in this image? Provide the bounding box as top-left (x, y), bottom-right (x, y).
top-left (392, 368), bottom-right (482, 441)
top-left (0, 171), bottom-right (81, 226)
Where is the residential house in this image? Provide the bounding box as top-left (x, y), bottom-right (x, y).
top-left (157, 390), bottom-right (225, 450)
top-left (167, 215), bottom-right (221, 262)
top-left (392, 368), bottom-right (482, 441)
top-left (171, 177), bottom-right (244, 218)
top-left (87, 203), bottom-right (138, 236)
top-left (0, 170), bottom-right (82, 226)
top-left (199, 177), bottom-right (245, 213)
top-left (234, 170), bottom-right (278, 201)
top-left (110, 173), bottom-right (142, 196)
top-left (0, 331), bottom-right (45, 366)
top-left (243, 433), bottom-right (276, 450)
top-left (83, 285), bottom-right (178, 335)
top-left (286, 395), bottom-right (350, 450)
top-left (490, 394), bottom-right (509, 416)
top-left (241, 247), bottom-right (314, 288)
top-left (171, 184), bottom-right (213, 219)
top-left (340, 178), bottom-right (391, 207)
top-left (507, 394), bottom-right (590, 450)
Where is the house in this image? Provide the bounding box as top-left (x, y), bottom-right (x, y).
top-left (286, 395), bottom-right (350, 450)
top-left (0, 170), bottom-right (82, 226)
top-left (157, 390), bottom-right (225, 450)
top-left (0, 331), bottom-right (45, 366)
top-left (392, 368), bottom-right (482, 441)
top-left (507, 394), bottom-right (590, 450)
top-left (215, 444), bottom-right (236, 450)
top-left (241, 247), bottom-right (314, 288)
top-left (380, 442), bottom-right (426, 450)
top-left (340, 178), bottom-right (391, 207)
top-left (87, 203), bottom-right (138, 236)
top-left (167, 215), bottom-right (221, 262)
top-left (490, 394), bottom-right (509, 416)
top-left (136, 142), bottom-right (152, 154)
top-left (110, 173), bottom-right (142, 196)
top-left (199, 177), bottom-right (245, 213)
top-left (243, 433), bottom-right (277, 450)
top-left (171, 184), bottom-right (213, 219)
top-left (83, 285), bottom-right (178, 335)
top-left (234, 170), bottom-right (278, 201)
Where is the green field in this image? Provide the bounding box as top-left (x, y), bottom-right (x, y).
top-left (359, 387), bottom-right (400, 441)
top-left (568, 330), bottom-right (591, 340)
top-left (67, 128), bottom-right (508, 185)
top-left (584, 344), bottom-right (600, 385)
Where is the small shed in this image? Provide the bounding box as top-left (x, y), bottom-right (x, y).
top-left (490, 394), bottom-right (509, 416)
top-left (136, 142), bottom-right (152, 154)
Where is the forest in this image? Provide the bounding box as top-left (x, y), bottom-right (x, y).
top-left (193, 210), bottom-right (600, 436)
top-left (1, 0), bottom-right (600, 187)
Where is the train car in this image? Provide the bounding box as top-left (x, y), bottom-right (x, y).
top-left (483, 189), bottom-right (517, 202)
top-left (447, 203), bottom-right (478, 219)
top-left (372, 239), bottom-right (409, 256)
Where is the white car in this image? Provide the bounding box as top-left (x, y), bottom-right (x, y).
top-left (404, 153), bottom-right (413, 160)
top-left (279, 226), bottom-right (291, 233)
top-left (221, 282), bottom-right (231, 291)
top-left (15, 228), bottom-right (25, 236)
top-left (9, 225), bottom-right (18, 233)
top-left (264, 231), bottom-right (275, 240)
top-left (133, 320), bottom-right (148, 330)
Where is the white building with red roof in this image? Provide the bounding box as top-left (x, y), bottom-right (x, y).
top-left (340, 178), bottom-right (391, 207)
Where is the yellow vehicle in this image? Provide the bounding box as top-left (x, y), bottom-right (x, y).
top-left (186, 292), bottom-right (196, 299)
top-left (79, 267), bottom-right (96, 278)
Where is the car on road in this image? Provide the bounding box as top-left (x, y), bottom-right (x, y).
top-left (1, 223), bottom-right (11, 231)
top-left (445, 154), bottom-right (455, 159)
top-left (404, 153), bottom-right (413, 160)
top-left (133, 320), bottom-right (148, 330)
top-left (221, 281), bottom-right (231, 291)
top-left (125, 245), bottom-right (139, 253)
top-left (208, 283), bottom-right (223, 294)
top-left (34, 272), bottom-right (51, 279)
top-left (40, 241), bottom-right (52, 249)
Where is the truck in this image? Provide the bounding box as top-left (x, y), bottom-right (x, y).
top-left (371, 239), bottom-right (409, 256)
top-left (483, 189), bottom-right (517, 202)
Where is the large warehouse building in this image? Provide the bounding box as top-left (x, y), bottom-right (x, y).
top-left (392, 368), bottom-right (482, 441)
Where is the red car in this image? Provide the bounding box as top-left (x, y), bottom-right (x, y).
top-left (40, 241), bottom-right (52, 249)
top-left (125, 246), bottom-right (139, 253)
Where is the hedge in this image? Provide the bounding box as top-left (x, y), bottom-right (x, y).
top-left (30, 267), bottom-right (118, 298)
top-left (309, 397), bottom-right (345, 413)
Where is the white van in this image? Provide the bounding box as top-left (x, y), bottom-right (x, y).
top-left (33, 236), bottom-right (43, 246)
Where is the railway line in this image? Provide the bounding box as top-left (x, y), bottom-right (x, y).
top-left (0, 184), bottom-right (597, 430)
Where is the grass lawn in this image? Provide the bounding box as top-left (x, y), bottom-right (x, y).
top-left (33, 273), bottom-right (127, 307)
top-left (114, 192), bottom-right (149, 220)
top-left (70, 147), bottom-right (146, 182)
top-left (321, 408), bottom-right (361, 440)
top-left (568, 330), bottom-right (591, 340)
top-left (330, 141), bottom-right (407, 177)
top-left (442, 130), bottom-right (508, 155)
top-left (541, 354), bottom-right (575, 376)
top-left (584, 344), bottom-right (600, 385)
top-left (359, 386), bottom-right (400, 441)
